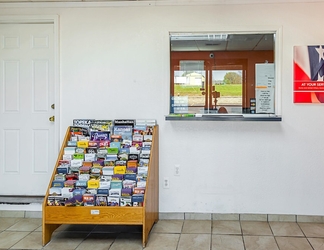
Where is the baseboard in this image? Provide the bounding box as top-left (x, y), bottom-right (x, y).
top-left (0, 209), bottom-right (42, 218)
top-left (159, 212), bottom-right (324, 223)
top-left (0, 196), bottom-right (43, 218)
top-left (1, 209), bottom-right (323, 223)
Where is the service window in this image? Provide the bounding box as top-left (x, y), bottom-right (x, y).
top-left (169, 32), bottom-right (279, 116)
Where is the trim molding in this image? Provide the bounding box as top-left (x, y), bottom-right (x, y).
top-left (0, 0), bottom-right (322, 9)
top-left (159, 212), bottom-right (324, 223)
top-left (1, 210), bottom-right (324, 223)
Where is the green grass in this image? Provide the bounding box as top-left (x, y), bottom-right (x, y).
top-left (174, 84), bottom-right (242, 96)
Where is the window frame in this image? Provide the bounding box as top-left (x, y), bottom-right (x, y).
top-left (166, 28), bottom-right (282, 121)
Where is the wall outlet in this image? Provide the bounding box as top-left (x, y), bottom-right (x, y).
top-left (163, 177), bottom-right (170, 188)
top-left (174, 164), bottom-right (180, 176)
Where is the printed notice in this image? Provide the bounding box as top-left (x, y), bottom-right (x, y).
top-left (255, 63), bottom-right (275, 113)
top-left (170, 96), bottom-right (188, 113)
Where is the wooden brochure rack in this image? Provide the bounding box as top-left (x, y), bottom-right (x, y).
top-left (42, 125), bottom-right (159, 247)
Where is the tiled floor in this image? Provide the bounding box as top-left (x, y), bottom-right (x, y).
top-left (1, 217), bottom-right (324, 249)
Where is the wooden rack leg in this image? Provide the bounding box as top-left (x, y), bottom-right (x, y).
top-left (142, 227), bottom-right (149, 247)
top-left (142, 220), bottom-right (158, 247)
top-left (143, 225), bottom-right (149, 248)
top-left (42, 223), bottom-right (61, 246)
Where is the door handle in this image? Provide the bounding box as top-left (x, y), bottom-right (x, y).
top-left (49, 116), bottom-right (55, 122)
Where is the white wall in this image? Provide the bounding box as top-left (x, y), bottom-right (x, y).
top-left (1, 1), bottom-right (324, 216)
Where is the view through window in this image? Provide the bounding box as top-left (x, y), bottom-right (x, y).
top-left (170, 32), bottom-right (276, 115)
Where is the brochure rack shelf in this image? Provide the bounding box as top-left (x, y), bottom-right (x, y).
top-left (42, 125), bottom-right (159, 247)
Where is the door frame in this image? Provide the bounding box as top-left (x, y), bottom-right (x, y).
top-left (0, 15), bottom-right (60, 167)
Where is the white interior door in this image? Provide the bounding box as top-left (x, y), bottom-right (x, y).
top-left (0, 23), bottom-right (56, 195)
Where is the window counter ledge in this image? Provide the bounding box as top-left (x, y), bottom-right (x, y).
top-left (165, 114), bottom-right (282, 122)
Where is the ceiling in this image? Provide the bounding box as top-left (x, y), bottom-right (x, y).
top-left (170, 33), bottom-right (274, 52)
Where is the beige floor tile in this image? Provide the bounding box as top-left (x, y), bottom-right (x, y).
top-left (268, 214), bottom-right (296, 222)
top-left (244, 235), bottom-right (279, 250)
top-left (25, 211), bottom-right (42, 219)
top-left (177, 234), bottom-right (211, 250)
top-left (185, 213), bottom-right (211, 220)
top-left (144, 233), bottom-right (180, 250)
top-left (182, 220), bottom-right (211, 234)
top-left (297, 215), bottom-right (324, 223)
top-left (269, 222), bottom-right (304, 236)
top-left (6, 218), bottom-right (42, 232)
top-left (241, 221), bottom-right (272, 236)
top-left (5, 217), bottom-right (324, 250)
top-left (0, 211), bottom-right (24, 218)
top-left (48, 229), bottom-right (61, 239)
top-left (10, 231), bottom-right (43, 250)
top-left (308, 237), bottom-right (324, 250)
top-left (275, 236), bottom-right (313, 250)
top-left (0, 231), bottom-right (30, 249)
top-left (213, 213), bottom-right (240, 221)
top-left (34, 225), bottom-right (42, 232)
top-left (43, 231), bottom-right (89, 250)
top-left (159, 213), bottom-right (184, 220)
top-left (151, 220), bottom-right (183, 234)
top-left (109, 233), bottom-right (143, 250)
top-left (0, 218), bottom-right (22, 231)
top-left (75, 233), bottom-right (116, 250)
top-left (240, 214), bottom-right (267, 221)
top-left (299, 223), bottom-right (324, 237)
top-left (212, 235), bottom-right (244, 250)
top-left (212, 221), bottom-right (241, 235)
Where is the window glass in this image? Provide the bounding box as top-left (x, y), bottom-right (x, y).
top-left (170, 32), bottom-right (276, 115)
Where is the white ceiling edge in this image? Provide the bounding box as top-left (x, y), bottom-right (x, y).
top-left (41, 0), bottom-right (324, 1)
top-left (0, 0), bottom-right (323, 9)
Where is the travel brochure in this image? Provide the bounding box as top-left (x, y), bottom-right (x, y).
top-left (47, 119), bottom-right (156, 207)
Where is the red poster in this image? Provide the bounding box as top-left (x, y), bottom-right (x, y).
top-left (293, 45), bottom-right (324, 103)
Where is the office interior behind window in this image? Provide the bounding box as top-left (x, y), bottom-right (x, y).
top-left (169, 33), bottom-right (275, 115)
